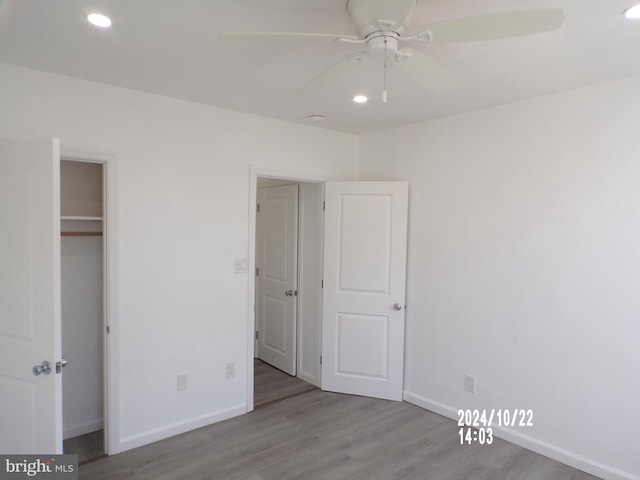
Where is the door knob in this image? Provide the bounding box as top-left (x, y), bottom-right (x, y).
top-left (393, 303), bottom-right (403, 311)
top-left (33, 361), bottom-right (51, 376)
top-left (285, 290), bottom-right (293, 296)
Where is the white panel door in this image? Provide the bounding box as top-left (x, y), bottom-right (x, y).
top-left (322, 181), bottom-right (408, 401)
top-left (256, 185), bottom-right (299, 375)
top-left (0, 138), bottom-right (62, 453)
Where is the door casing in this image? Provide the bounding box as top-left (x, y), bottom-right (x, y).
top-left (248, 168), bottom-right (408, 409)
top-left (248, 166), bottom-right (327, 411)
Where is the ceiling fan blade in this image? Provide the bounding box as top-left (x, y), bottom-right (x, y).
top-left (418, 9), bottom-right (564, 44)
top-left (298, 51), bottom-right (368, 94)
top-left (219, 32), bottom-right (359, 43)
top-left (394, 47), bottom-right (455, 94)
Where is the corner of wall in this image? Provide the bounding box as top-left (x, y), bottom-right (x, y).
top-left (403, 391), bottom-right (639, 480)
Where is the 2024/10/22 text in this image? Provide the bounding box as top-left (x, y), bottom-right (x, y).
top-left (458, 409), bottom-right (534, 428)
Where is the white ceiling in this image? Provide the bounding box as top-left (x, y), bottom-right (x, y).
top-left (1, 0), bottom-right (639, 134)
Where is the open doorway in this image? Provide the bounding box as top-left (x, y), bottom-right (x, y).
top-left (253, 175), bottom-right (324, 408)
top-left (248, 170), bottom-right (410, 408)
top-left (59, 158), bottom-right (107, 462)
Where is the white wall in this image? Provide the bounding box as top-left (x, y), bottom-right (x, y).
top-left (0, 62), bottom-right (358, 452)
top-left (61, 235), bottom-right (103, 439)
top-left (359, 76), bottom-right (640, 480)
top-left (60, 160), bottom-right (102, 217)
top-left (6, 58), bottom-right (639, 477)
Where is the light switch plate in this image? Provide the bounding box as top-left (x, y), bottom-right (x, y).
top-left (234, 258), bottom-right (248, 273)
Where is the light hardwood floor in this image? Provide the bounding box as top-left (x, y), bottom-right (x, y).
top-left (254, 358), bottom-right (317, 407)
top-left (80, 369), bottom-right (601, 480)
top-left (65, 359), bottom-right (314, 464)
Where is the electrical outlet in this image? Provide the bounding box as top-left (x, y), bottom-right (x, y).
top-left (464, 374), bottom-right (476, 393)
top-left (177, 373), bottom-right (188, 391)
top-left (225, 362), bottom-right (235, 379)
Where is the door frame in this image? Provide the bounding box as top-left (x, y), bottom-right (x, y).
top-left (61, 148), bottom-right (120, 455)
top-left (247, 165), bottom-right (327, 412)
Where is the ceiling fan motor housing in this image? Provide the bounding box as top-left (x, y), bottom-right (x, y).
top-left (347, 0), bottom-right (416, 38)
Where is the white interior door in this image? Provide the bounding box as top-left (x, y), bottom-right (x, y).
top-left (321, 181), bottom-right (408, 401)
top-left (0, 138), bottom-right (63, 453)
top-left (256, 185), bottom-right (299, 375)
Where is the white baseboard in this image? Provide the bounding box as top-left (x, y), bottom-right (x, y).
top-left (64, 419), bottom-right (104, 440)
top-left (403, 391), bottom-right (639, 480)
top-left (119, 403), bottom-right (247, 453)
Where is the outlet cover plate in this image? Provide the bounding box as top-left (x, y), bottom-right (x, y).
top-left (177, 373), bottom-right (188, 391)
top-left (464, 374), bottom-right (476, 393)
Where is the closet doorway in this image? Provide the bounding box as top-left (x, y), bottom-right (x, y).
top-left (254, 177), bottom-right (323, 407)
top-left (60, 159), bottom-right (107, 462)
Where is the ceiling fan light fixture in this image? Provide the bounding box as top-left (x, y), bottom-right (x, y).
top-left (624, 5), bottom-right (640, 18)
top-left (353, 95), bottom-right (368, 104)
top-left (88, 13), bottom-right (112, 28)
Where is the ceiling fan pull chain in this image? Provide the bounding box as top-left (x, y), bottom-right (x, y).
top-left (383, 37), bottom-right (388, 103)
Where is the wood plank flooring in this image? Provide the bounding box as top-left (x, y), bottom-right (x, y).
top-left (64, 359), bottom-right (314, 464)
top-left (80, 382), bottom-right (601, 480)
top-left (254, 359), bottom-right (317, 407)
top-left (64, 429), bottom-right (104, 463)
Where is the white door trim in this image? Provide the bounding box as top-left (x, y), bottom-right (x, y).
top-left (247, 165), bottom-right (327, 412)
top-left (61, 148), bottom-right (120, 455)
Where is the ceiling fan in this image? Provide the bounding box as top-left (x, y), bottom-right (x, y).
top-left (221, 0), bottom-right (564, 98)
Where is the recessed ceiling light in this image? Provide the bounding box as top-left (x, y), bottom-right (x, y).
top-left (88, 13), bottom-right (112, 28)
top-left (353, 95), bottom-right (368, 104)
top-left (624, 5), bottom-right (640, 19)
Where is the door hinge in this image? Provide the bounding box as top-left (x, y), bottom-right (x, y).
top-left (106, 325), bottom-right (110, 334)
top-left (255, 331), bottom-right (259, 340)
top-left (321, 279), bottom-right (323, 289)
top-left (256, 267), bottom-right (259, 276)
top-left (257, 203), bottom-right (260, 213)
top-left (322, 201), bottom-right (325, 212)
top-left (320, 355), bottom-right (323, 365)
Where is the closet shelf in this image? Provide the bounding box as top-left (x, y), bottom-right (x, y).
top-left (61, 217), bottom-right (103, 236)
top-left (61, 216), bottom-right (103, 221)
top-left (61, 231), bottom-right (103, 237)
